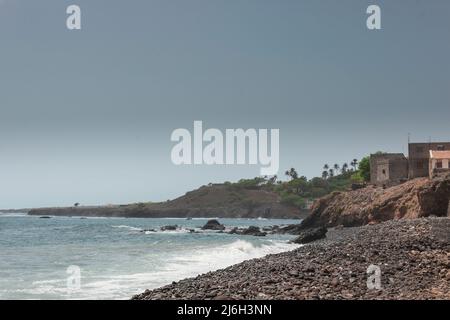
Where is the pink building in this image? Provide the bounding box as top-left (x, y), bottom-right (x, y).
top-left (429, 150), bottom-right (450, 178)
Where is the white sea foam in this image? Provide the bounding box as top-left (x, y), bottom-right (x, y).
top-left (0, 213), bottom-right (29, 217)
top-left (170, 239), bottom-right (299, 271)
top-left (111, 225), bottom-right (143, 231)
top-left (19, 239), bottom-right (299, 300)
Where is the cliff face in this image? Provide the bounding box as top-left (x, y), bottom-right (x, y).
top-left (300, 174), bottom-right (450, 229)
top-left (28, 185), bottom-right (307, 219)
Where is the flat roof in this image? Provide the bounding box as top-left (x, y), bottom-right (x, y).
top-left (409, 142), bottom-right (450, 145)
top-left (429, 150), bottom-right (450, 159)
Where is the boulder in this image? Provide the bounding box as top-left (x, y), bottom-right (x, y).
top-left (241, 226), bottom-right (266, 236)
top-left (277, 224), bottom-right (304, 235)
top-left (160, 225), bottom-right (178, 231)
top-left (201, 219), bottom-right (225, 231)
top-left (291, 226), bottom-right (327, 244)
top-left (228, 226), bottom-right (266, 236)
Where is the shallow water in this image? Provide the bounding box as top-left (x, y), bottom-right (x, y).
top-left (0, 214), bottom-right (299, 300)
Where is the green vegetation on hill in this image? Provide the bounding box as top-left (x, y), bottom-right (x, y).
top-left (220, 156), bottom-right (371, 210)
top-left (27, 155), bottom-right (375, 219)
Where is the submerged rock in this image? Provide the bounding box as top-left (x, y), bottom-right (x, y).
top-left (201, 219), bottom-right (225, 231)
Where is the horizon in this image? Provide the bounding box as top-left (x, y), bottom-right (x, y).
top-left (1, 137), bottom-right (448, 210)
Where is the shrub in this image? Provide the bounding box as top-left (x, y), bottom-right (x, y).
top-left (280, 192), bottom-right (306, 209)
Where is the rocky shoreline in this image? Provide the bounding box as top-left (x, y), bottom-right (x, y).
top-left (133, 217), bottom-right (450, 300)
top-left (139, 219), bottom-right (326, 241)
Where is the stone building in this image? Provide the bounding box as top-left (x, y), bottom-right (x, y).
top-left (369, 142), bottom-right (450, 186)
top-left (429, 150), bottom-right (450, 178)
top-left (408, 142), bottom-right (450, 178)
top-left (370, 153), bottom-right (408, 186)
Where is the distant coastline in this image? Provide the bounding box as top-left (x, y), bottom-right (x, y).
top-left (26, 204), bottom-right (309, 220)
top-left (0, 209), bottom-right (31, 214)
top-left (25, 183), bottom-right (310, 219)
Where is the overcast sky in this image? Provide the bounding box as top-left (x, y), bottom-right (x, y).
top-left (1, 0), bottom-right (449, 208)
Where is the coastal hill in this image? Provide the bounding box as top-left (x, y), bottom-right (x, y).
top-left (299, 173), bottom-right (450, 229)
top-left (26, 171), bottom-right (450, 224)
top-left (28, 183), bottom-right (307, 219)
top-left (26, 163), bottom-right (364, 219)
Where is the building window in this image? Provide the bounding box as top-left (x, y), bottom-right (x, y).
top-left (436, 161), bottom-right (443, 169)
top-left (416, 147), bottom-right (424, 153)
top-left (382, 169), bottom-right (386, 175)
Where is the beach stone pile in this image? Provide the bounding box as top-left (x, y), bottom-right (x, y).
top-left (132, 217), bottom-right (450, 300)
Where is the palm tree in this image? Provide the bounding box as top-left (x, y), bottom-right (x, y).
top-left (322, 170), bottom-right (329, 180)
top-left (328, 168), bottom-right (334, 178)
top-left (351, 159), bottom-right (358, 171)
top-left (285, 168), bottom-right (298, 180)
top-left (333, 164), bottom-right (340, 174)
top-left (342, 163), bottom-right (349, 174)
top-left (323, 164), bottom-right (329, 171)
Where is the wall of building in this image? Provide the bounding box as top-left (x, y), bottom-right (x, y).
top-left (408, 143), bottom-right (450, 178)
top-left (389, 157), bottom-right (409, 182)
top-left (429, 158), bottom-right (450, 178)
top-left (370, 153), bottom-right (408, 186)
top-left (448, 200), bottom-right (450, 217)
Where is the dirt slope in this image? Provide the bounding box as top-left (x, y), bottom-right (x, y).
top-left (300, 174), bottom-right (450, 229)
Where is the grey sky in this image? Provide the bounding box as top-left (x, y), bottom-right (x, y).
top-left (1, 0), bottom-right (449, 208)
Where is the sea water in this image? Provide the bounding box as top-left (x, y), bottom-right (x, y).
top-left (0, 213), bottom-right (300, 300)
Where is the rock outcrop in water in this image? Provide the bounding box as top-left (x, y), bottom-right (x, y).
top-left (160, 225), bottom-right (178, 231)
top-left (201, 220), bottom-right (226, 231)
top-left (228, 226), bottom-right (267, 237)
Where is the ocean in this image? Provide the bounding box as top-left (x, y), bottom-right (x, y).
top-left (0, 213), bottom-right (300, 300)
